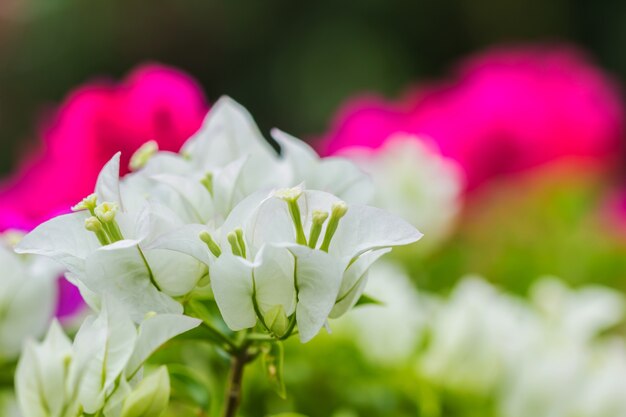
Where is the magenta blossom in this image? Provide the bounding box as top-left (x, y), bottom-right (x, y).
top-left (323, 45), bottom-right (624, 192)
top-left (0, 64), bottom-right (209, 318)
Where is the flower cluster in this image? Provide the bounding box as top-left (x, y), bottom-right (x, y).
top-left (16, 301), bottom-right (199, 417)
top-left (12, 97), bottom-right (421, 416)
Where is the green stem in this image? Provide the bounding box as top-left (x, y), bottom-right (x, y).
top-left (222, 343), bottom-right (253, 417)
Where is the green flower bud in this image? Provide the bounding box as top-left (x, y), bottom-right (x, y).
top-left (265, 305), bottom-right (290, 338)
top-left (129, 140), bottom-right (159, 171)
top-left (120, 366), bottom-right (170, 417)
top-left (71, 193), bottom-right (98, 213)
top-left (199, 231), bottom-right (222, 258)
top-left (94, 202), bottom-right (119, 223)
top-left (84, 216), bottom-right (103, 233)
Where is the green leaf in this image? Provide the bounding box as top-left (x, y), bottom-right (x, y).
top-left (268, 414), bottom-right (309, 417)
top-left (262, 342), bottom-right (286, 399)
top-left (355, 293), bottom-right (384, 307)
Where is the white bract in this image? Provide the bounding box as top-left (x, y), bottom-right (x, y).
top-left (15, 299), bottom-right (199, 417)
top-left (0, 232), bottom-right (61, 361)
top-left (338, 135), bottom-right (463, 250)
top-left (15, 97), bottom-right (418, 343)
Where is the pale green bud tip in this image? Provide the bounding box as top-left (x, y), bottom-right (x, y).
top-left (227, 230), bottom-right (244, 257)
top-left (200, 172), bottom-right (214, 194)
top-left (129, 140), bottom-right (159, 171)
top-left (1, 230), bottom-right (25, 248)
top-left (199, 231), bottom-right (222, 257)
top-left (144, 311), bottom-right (158, 320)
top-left (274, 186), bottom-right (303, 202)
top-left (94, 202), bottom-right (119, 223)
top-left (312, 210), bottom-right (329, 225)
top-left (331, 201), bottom-right (348, 219)
top-left (84, 216), bottom-right (104, 232)
top-left (71, 193), bottom-right (97, 212)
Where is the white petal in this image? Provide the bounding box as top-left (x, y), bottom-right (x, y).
top-left (329, 203), bottom-right (423, 261)
top-left (151, 174), bottom-right (215, 224)
top-left (15, 211), bottom-right (100, 273)
top-left (72, 299), bottom-right (137, 413)
top-left (272, 129), bottom-right (373, 204)
top-left (82, 241), bottom-right (182, 322)
top-left (254, 245), bottom-right (297, 316)
top-left (96, 152), bottom-right (123, 207)
top-left (182, 96), bottom-right (277, 169)
top-left (287, 246), bottom-right (343, 342)
top-left (0, 261), bottom-right (58, 359)
top-left (210, 254), bottom-right (257, 331)
top-left (329, 248), bottom-right (390, 318)
top-left (145, 249), bottom-right (206, 296)
top-left (15, 321), bottom-right (74, 417)
top-left (125, 314), bottom-right (201, 376)
top-left (146, 223), bottom-right (214, 266)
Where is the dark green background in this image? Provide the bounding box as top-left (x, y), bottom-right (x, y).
top-left (1, 0), bottom-right (624, 175)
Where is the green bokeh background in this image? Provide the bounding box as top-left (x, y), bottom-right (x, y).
top-left (1, 0), bottom-right (625, 176)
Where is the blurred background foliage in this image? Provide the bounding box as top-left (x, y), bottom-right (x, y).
top-left (1, 0), bottom-right (625, 175)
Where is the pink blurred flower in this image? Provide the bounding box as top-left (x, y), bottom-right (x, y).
top-left (0, 64), bottom-right (209, 317)
top-left (323, 44), bottom-right (625, 192)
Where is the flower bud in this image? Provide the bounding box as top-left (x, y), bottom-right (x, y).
top-left (120, 366), bottom-right (170, 417)
top-left (320, 200), bottom-right (349, 252)
top-left (265, 305), bottom-right (290, 338)
top-left (274, 186), bottom-right (303, 203)
top-left (72, 193), bottom-right (98, 213)
top-left (84, 216), bottom-right (104, 233)
top-left (199, 231), bottom-right (222, 257)
top-left (94, 202), bottom-right (119, 223)
top-left (129, 140), bottom-right (158, 171)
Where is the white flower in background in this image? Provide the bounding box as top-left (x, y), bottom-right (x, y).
top-left (0, 231), bottom-right (61, 361)
top-left (415, 276), bottom-right (626, 417)
top-left (15, 298), bottom-right (199, 417)
top-left (499, 280), bottom-right (626, 417)
top-left (529, 277), bottom-right (624, 345)
top-left (417, 277), bottom-right (536, 396)
top-left (334, 261), bottom-right (429, 365)
top-left (338, 135), bottom-right (463, 250)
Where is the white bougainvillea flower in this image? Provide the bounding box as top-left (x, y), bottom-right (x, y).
top-left (15, 321), bottom-right (78, 417)
top-left (16, 153), bottom-right (206, 320)
top-left (15, 298), bottom-right (199, 417)
top-left (168, 185), bottom-right (421, 342)
top-left (0, 232), bottom-right (61, 360)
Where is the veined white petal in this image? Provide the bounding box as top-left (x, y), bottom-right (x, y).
top-left (329, 203), bottom-right (423, 261)
top-left (82, 241), bottom-right (182, 322)
top-left (211, 254), bottom-right (257, 331)
top-left (151, 174), bottom-right (215, 224)
top-left (72, 299), bottom-right (137, 413)
top-left (254, 245), bottom-right (297, 316)
top-left (96, 152), bottom-right (123, 208)
top-left (125, 314), bottom-right (201, 376)
top-left (329, 248), bottom-right (391, 318)
top-left (287, 246), bottom-right (343, 343)
top-left (15, 211), bottom-right (100, 274)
